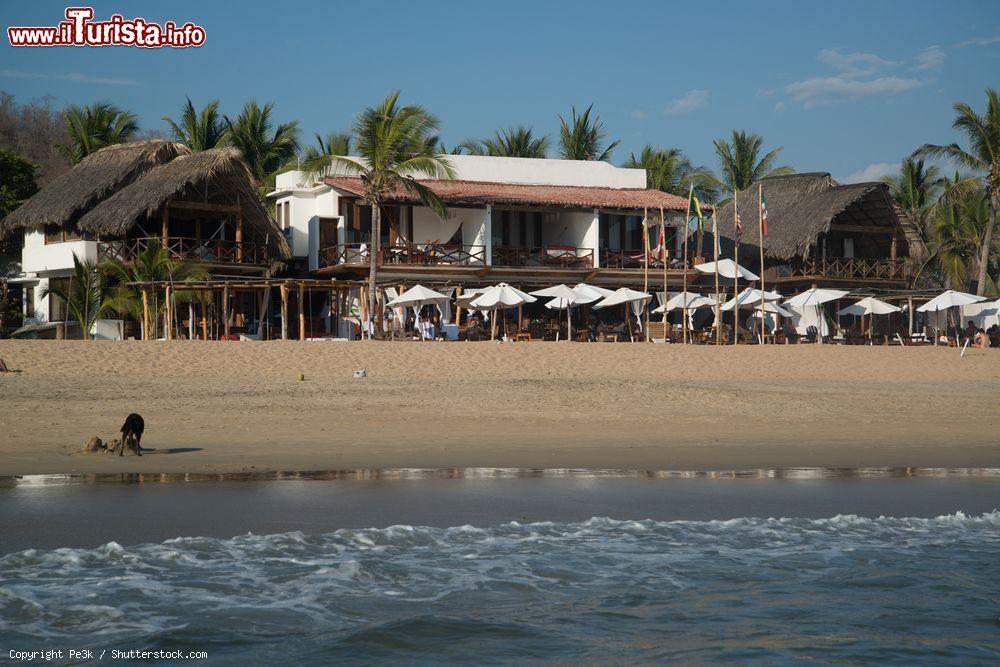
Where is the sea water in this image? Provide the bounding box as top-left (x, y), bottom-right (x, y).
top-left (1, 473), bottom-right (999, 664)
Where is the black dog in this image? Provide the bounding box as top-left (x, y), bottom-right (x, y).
top-left (120, 413), bottom-right (144, 456)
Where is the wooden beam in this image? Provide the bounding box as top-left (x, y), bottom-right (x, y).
top-left (165, 285), bottom-right (173, 340)
top-left (828, 224), bottom-right (898, 235)
top-left (161, 205), bottom-right (169, 249)
top-left (201, 299), bottom-right (208, 341)
top-left (280, 283), bottom-right (289, 340)
top-left (298, 282), bottom-right (305, 341)
top-left (223, 285), bottom-right (230, 339)
top-left (168, 200), bottom-right (241, 214)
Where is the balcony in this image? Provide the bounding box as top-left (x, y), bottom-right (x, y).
top-left (319, 243), bottom-right (487, 268)
top-left (97, 237), bottom-right (267, 266)
top-left (492, 246), bottom-right (594, 269)
top-left (774, 257), bottom-right (908, 282)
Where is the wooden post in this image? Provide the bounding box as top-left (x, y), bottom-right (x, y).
top-left (165, 285), bottom-right (173, 341)
top-left (201, 298), bottom-right (208, 341)
top-left (235, 204), bottom-right (244, 262)
top-left (713, 213), bottom-right (721, 346)
top-left (161, 204), bottom-right (169, 249)
top-left (732, 189), bottom-right (740, 345)
top-left (454, 286), bottom-right (463, 329)
top-left (141, 290), bottom-right (150, 341)
top-left (280, 283), bottom-right (289, 340)
top-left (890, 235), bottom-right (898, 261)
top-left (223, 285), bottom-right (230, 339)
top-left (359, 287), bottom-right (367, 340)
top-left (908, 296), bottom-right (914, 335)
top-left (660, 208), bottom-right (667, 336)
top-left (189, 301), bottom-right (195, 340)
top-left (298, 283), bottom-right (306, 341)
top-left (758, 183), bottom-right (766, 344)
top-left (643, 208), bottom-right (650, 343)
top-left (682, 192), bottom-right (692, 344)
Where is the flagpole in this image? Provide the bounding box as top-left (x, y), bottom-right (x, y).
top-left (732, 188), bottom-right (739, 345)
top-left (660, 207), bottom-right (667, 340)
top-left (682, 185), bottom-right (693, 345)
top-left (643, 207), bottom-right (649, 343)
top-left (758, 182), bottom-right (766, 345)
top-left (713, 212), bottom-right (721, 346)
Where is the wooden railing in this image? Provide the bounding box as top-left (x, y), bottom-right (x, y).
top-left (601, 249), bottom-right (690, 269)
top-left (318, 243), bottom-right (486, 268)
top-left (775, 258), bottom-right (907, 281)
top-left (97, 237), bottom-right (267, 265)
top-left (493, 246), bottom-right (595, 268)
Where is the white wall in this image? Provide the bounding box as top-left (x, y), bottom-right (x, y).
top-left (21, 231), bottom-right (98, 274)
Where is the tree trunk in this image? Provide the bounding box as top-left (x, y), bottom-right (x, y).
top-left (975, 192), bottom-right (997, 296)
top-left (368, 202), bottom-right (382, 338)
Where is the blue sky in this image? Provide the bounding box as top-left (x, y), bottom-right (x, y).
top-left (2, 0), bottom-right (998, 183)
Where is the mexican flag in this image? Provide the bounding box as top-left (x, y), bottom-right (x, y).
top-left (760, 192), bottom-right (769, 237)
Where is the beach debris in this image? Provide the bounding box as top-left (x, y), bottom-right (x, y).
top-left (353, 369), bottom-right (368, 378)
top-left (105, 439), bottom-right (122, 455)
top-left (297, 371), bottom-right (306, 382)
top-left (82, 436), bottom-right (105, 453)
top-left (0, 358), bottom-right (9, 373)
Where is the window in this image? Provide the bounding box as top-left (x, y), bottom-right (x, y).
top-left (24, 286), bottom-right (34, 319)
top-left (47, 277), bottom-right (70, 321)
top-left (44, 225), bottom-right (88, 244)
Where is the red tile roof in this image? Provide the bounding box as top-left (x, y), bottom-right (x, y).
top-left (322, 176), bottom-right (693, 212)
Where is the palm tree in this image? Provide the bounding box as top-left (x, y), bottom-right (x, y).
top-left (103, 241), bottom-right (207, 340)
top-left (56, 103), bottom-right (139, 165)
top-left (914, 88), bottom-right (1000, 295)
top-left (162, 98), bottom-right (226, 152)
top-left (915, 176), bottom-right (994, 293)
top-left (880, 158), bottom-right (944, 259)
top-left (557, 105), bottom-right (620, 161)
top-left (712, 130), bottom-right (794, 195)
top-left (222, 101), bottom-right (300, 182)
top-left (327, 92), bottom-right (454, 336)
top-left (625, 145), bottom-right (718, 202)
top-left (41, 255), bottom-right (111, 339)
top-left (459, 126), bottom-right (550, 158)
top-left (300, 132), bottom-right (352, 184)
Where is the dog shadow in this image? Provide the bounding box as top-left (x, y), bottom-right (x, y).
top-left (140, 447), bottom-right (203, 455)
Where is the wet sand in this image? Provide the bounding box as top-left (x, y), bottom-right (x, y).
top-left (0, 340), bottom-right (998, 475)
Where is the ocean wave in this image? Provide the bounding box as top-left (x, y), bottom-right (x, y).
top-left (2, 513), bottom-right (998, 660)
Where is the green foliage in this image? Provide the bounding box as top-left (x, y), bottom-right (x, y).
top-left (56, 103), bottom-right (139, 165)
top-left (0, 150), bottom-right (39, 219)
top-left (163, 98), bottom-right (226, 152)
top-left (914, 88), bottom-right (1000, 295)
top-left (223, 101), bottom-right (300, 182)
top-left (300, 131), bottom-right (352, 183)
top-left (102, 240), bottom-right (208, 323)
top-left (624, 145), bottom-right (718, 203)
top-left (41, 254), bottom-right (111, 339)
top-left (557, 105), bottom-right (619, 161)
top-left (712, 130), bottom-right (794, 194)
top-left (458, 126), bottom-right (549, 158)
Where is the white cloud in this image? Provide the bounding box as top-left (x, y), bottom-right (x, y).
top-left (958, 35), bottom-right (1000, 47)
top-left (774, 101), bottom-right (786, 113)
top-left (665, 89), bottom-right (709, 115)
top-left (818, 49), bottom-right (898, 75)
top-left (841, 162), bottom-right (898, 184)
top-left (0, 69), bottom-right (139, 86)
top-left (629, 109), bottom-right (648, 121)
top-left (914, 45), bottom-right (945, 71)
top-left (786, 75), bottom-right (922, 108)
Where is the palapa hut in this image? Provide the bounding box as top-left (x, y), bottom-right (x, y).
top-left (705, 173), bottom-right (908, 290)
top-left (3, 140), bottom-right (290, 338)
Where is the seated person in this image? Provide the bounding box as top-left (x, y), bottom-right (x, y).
top-left (974, 328), bottom-right (990, 349)
top-left (965, 320), bottom-right (978, 342)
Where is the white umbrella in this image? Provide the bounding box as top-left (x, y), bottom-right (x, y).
top-left (386, 285), bottom-right (450, 340)
top-left (694, 259), bottom-right (759, 282)
top-left (915, 289), bottom-right (986, 312)
top-left (571, 283), bottom-right (617, 304)
top-left (652, 291), bottom-right (717, 314)
top-left (783, 288), bottom-right (849, 308)
top-left (838, 297), bottom-right (900, 316)
top-left (783, 288), bottom-right (849, 343)
top-left (916, 290), bottom-right (986, 345)
top-left (593, 288), bottom-right (653, 342)
top-left (838, 297), bottom-right (901, 342)
top-left (531, 284), bottom-right (581, 340)
top-left (469, 283), bottom-right (537, 340)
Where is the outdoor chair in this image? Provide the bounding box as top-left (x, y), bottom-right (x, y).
top-left (802, 326), bottom-right (818, 343)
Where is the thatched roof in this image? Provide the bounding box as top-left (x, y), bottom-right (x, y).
top-left (707, 173), bottom-right (900, 261)
top-left (1, 140), bottom-right (185, 234)
top-left (77, 147), bottom-right (289, 259)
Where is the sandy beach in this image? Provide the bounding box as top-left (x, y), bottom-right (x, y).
top-left (0, 340), bottom-right (997, 475)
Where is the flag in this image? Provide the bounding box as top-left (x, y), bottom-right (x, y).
top-left (735, 213), bottom-right (744, 241)
top-left (760, 192), bottom-right (769, 237)
top-left (656, 222), bottom-right (666, 261)
top-left (692, 195), bottom-right (704, 231)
